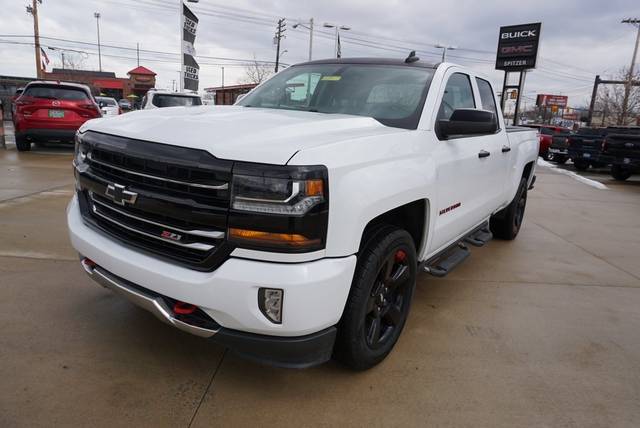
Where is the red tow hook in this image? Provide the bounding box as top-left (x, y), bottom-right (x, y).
top-left (173, 301), bottom-right (198, 315)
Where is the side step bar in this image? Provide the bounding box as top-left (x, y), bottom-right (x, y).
top-left (422, 243), bottom-right (470, 277)
top-left (421, 222), bottom-right (492, 277)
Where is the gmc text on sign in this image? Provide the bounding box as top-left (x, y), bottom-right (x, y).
top-left (496, 22), bottom-right (542, 71)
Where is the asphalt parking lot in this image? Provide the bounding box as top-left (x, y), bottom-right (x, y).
top-left (1, 129), bottom-right (640, 427)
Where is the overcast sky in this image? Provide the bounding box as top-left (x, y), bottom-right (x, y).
top-left (1, 0), bottom-right (639, 108)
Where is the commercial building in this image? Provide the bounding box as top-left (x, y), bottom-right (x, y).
top-left (204, 83), bottom-right (256, 105)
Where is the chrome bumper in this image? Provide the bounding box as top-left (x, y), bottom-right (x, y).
top-left (80, 258), bottom-right (218, 338)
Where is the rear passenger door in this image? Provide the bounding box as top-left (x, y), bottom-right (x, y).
top-left (474, 77), bottom-right (509, 208)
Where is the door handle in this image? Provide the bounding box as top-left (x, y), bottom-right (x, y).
top-left (502, 146), bottom-right (511, 153)
top-left (478, 150), bottom-right (490, 158)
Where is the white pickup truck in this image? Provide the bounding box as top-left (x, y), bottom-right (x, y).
top-left (68, 56), bottom-right (538, 370)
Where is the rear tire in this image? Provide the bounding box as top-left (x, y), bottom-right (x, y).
top-left (15, 135), bottom-right (31, 152)
top-left (573, 159), bottom-right (589, 171)
top-left (611, 165), bottom-right (632, 181)
top-left (334, 225), bottom-right (417, 370)
top-left (490, 177), bottom-right (528, 240)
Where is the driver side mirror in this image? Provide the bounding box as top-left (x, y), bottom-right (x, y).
top-left (438, 109), bottom-right (497, 140)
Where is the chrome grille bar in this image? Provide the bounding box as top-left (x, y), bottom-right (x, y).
top-left (91, 205), bottom-right (215, 251)
top-left (89, 192), bottom-right (225, 240)
top-left (87, 154), bottom-right (229, 190)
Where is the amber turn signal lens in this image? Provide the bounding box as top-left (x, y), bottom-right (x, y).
top-left (305, 179), bottom-right (324, 197)
top-left (229, 228), bottom-right (320, 248)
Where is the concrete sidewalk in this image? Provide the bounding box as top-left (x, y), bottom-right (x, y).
top-left (1, 149), bottom-right (639, 427)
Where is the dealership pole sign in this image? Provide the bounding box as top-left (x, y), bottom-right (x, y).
top-left (182, 3), bottom-right (199, 91)
top-left (496, 22), bottom-right (542, 71)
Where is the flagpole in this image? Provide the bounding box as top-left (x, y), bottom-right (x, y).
top-left (178, 0), bottom-right (183, 92)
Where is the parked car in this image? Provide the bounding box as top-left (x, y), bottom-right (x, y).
top-left (68, 57), bottom-right (538, 369)
top-left (140, 90), bottom-right (203, 109)
top-left (118, 99), bottom-right (132, 110)
top-left (566, 127), bottom-right (608, 171)
top-left (10, 87), bottom-right (24, 120)
top-left (600, 127), bottom-right (640, 181)
top-left (523, 124), bottom-right (571, 160)
top-left (13, 81), bottom-right (101, 152)
top-left (547, 131), bottom-right (574, 164)
top-left (95, 96), bottom-right (121, 117)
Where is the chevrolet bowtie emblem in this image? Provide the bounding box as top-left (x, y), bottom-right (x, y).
top-left (105, 183), bottom-right (138, 206)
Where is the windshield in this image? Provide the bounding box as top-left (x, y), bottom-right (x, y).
top-left (152, 94), bottom-right (202, 107)
top-left (237, 63), bottom-right (435, 129)
top-left (96, 97), bottom-right (117, 106)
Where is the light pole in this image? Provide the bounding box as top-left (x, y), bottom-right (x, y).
top-left (435, 44), bottom-right (456, 62)
top-left (620, 18), bottom-right (640, 125)
top-left (179, 0), bottom-right (199, 91)
top-left (292, 18), bottom-right (314, 61)
top-left (94, 12), bottom-right (102, 71)
top-left (323, 22), bottom-right (350, 58)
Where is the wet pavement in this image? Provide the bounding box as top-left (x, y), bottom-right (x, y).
top-left (1, 136), bottom-right (639, 427)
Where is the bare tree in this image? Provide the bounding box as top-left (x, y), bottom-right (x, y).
top-left (594, 67), bottom-right (640, 125)
top-left (241, 57), bottom-right (273, 85)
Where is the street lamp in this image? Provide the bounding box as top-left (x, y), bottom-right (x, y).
top-left (94, 12), bottom-right (102, 71)
top-left (292, 18), bottom-right (314, 61)
top-left (323, 22), bottom-right (350, 58)
top-left (435, 44), bottom-right (456, 62)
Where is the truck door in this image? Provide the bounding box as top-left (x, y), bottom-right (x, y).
top-left (429, 72), bottom-right (500, 253)
top-left (474, 77), bottom-right (510, 209)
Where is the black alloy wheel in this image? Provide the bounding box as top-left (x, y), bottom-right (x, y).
top-left (334, 225), bottom-right (417, 370)
top-left (364, 248), bottom-right (412, 349)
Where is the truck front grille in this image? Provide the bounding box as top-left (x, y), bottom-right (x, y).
top-left (76, 131), bottom-right (234, 271)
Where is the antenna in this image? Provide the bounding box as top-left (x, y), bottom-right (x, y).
top-left (405, 50), bottom-right (419, 63)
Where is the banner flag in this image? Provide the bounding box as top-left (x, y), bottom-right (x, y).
top-left (182, 3), bottom-right (199, 91)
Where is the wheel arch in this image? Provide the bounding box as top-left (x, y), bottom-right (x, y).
top-left (359, 199), bottom-right (429, 256)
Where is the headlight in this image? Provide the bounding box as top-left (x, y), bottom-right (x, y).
top-left (229, 163), bottom-right (329, 252)
top-left (74, 132), bottom-right (89, 165)
top-left (231, 175), bottom-right (324, 216)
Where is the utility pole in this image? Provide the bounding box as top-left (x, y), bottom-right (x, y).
top-left (136, 42), bottom-right (140, 66)
top-left (620, 18), bottom-right (640, 125)
top-left (26, 0), bottom-right (43, 78)
top-left (94, 12), bottom-right (102, 71)
top-left (274, 18), bottom-right (286, 72)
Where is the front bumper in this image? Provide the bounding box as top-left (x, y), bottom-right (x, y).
top-left (81, 259), bottom-right (337, 367)
top-left (67, 196), bottom-right (356, 361)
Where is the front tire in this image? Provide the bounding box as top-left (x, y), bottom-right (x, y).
top-left (334, 225), bottom-right (417, 370)
top-left (490, 177), bottom-right (528, 240)
top-left (15, 135), bottom-right (31, 152)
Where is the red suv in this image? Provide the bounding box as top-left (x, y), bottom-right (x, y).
top-left (13, 81), bottom-right (101, 151)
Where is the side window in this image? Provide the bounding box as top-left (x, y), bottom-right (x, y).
top-left (437, 73), bottom-right (475, 121)
top-left (476, 78), bottom-right (498, 119)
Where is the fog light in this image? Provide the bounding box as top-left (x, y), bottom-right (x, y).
top-left (258, 288), bottom-right (283, 324)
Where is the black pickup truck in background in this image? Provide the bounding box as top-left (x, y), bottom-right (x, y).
top-left (548, 131), bottom-right (574, 164)
top-left (566, 127), bottom-right (609, 171)
top-left (600, 128), bottom-right (640, 181)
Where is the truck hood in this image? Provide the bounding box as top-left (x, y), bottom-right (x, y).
top-left (81, 105), bottom-right (406, 164)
